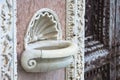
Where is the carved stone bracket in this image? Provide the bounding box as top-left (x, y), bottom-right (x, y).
top-left (0, 0), bottom-right (17, 80)
top-left (66, 0), bottom-right (85, 80)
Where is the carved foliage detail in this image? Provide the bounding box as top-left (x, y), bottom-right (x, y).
top-left (66, 0), bottom-right (85, 80)
top-left (0, 0), bottom-right (17, 80)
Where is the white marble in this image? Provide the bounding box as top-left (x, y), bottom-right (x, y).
top-left (21, 8), bottom-right (78, 72)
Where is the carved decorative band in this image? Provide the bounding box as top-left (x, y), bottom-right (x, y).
top-left (66, 0), bottom-right (85, 80)
top-left (0, 0), bottom-right (17, 80)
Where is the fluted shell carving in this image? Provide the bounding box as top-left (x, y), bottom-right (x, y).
top-left (24, 8), bottom-right (62, 48)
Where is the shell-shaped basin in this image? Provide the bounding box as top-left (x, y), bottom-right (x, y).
top-left (21, 40), bottom-right (78, 72)
top-left (21, 8), bottom-right (78, 72)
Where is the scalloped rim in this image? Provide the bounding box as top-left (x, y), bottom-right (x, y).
top-left (24, 8), bottom-right (62, 48)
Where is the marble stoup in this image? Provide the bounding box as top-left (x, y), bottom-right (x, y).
top-left (0, 0), bottom-right (85, 80)
top-left (21, 8), bottom-right (79, 72)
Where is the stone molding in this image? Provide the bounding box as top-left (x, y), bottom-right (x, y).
top-left (66, 0), bottom-right (85, 80)
top-left (0, 0), bottom-right (17, 80)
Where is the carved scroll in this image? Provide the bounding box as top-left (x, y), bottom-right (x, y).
top-left (66, 0), bottom-right (85, 80)
top-left (0, 0), bottom-right (17, 80)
